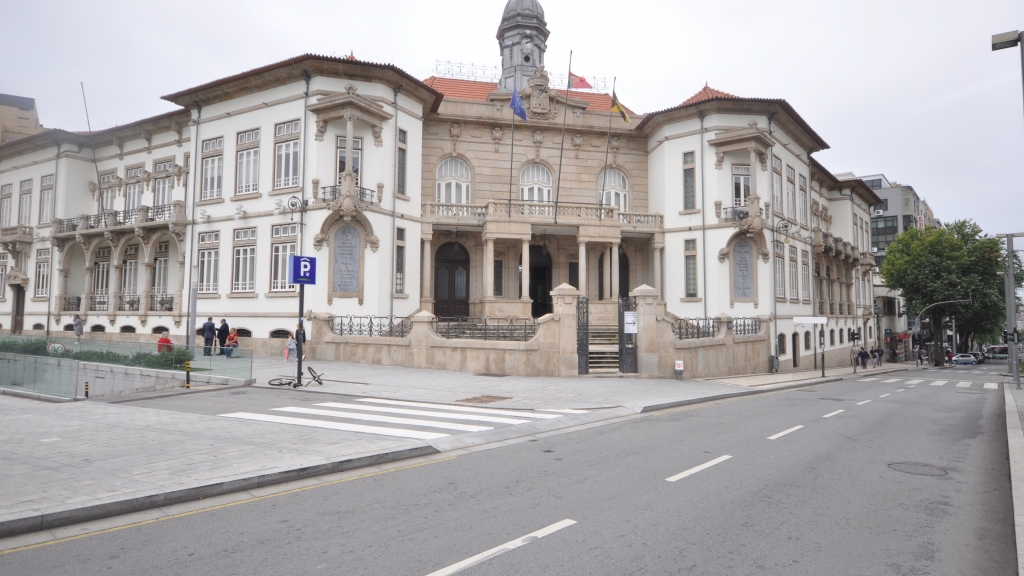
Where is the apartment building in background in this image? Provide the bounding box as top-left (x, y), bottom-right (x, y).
top-left (0, 94), bottom-right (44, 144)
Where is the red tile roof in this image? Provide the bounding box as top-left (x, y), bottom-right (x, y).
top-left (681, 84), bottom-right (739, 105)
top-left (422, 76), bottom-right (632, 114)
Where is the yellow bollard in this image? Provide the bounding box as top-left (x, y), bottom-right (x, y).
top-left (185, 361), bottom-right (191, 389)
top-left (85, 382), bottom-right (89, 399)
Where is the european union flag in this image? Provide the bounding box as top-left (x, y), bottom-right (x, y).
top-left (510, 81), bottom-right (527, 121)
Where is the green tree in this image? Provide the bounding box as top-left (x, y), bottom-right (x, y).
top-left (880, 220), bottom-right (1020, 366)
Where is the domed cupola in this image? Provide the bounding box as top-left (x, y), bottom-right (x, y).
top-left (497, 0), bottom-right (550, 92)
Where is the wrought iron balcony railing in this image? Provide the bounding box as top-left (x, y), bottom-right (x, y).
top-left (672, 317), bottom-right (720, 340)
top-left (150, 295), bottom-right (175, 313)
top-left (432, 316), bottom-right (538, 342)
top-left (330, 315), bottom-right (412, 338)
top-left (62, 296), bottom-right (81, 312)
top-left (730, 317), bottom-right (762, 336)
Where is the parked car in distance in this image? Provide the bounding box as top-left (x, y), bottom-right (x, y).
top-left (969, 352), bottom-right (986, 364)
top-left (953, 353), bottom-right (977, 365)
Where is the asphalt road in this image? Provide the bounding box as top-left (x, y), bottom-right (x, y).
top-left (0, 364), bottom-right (1015, 575)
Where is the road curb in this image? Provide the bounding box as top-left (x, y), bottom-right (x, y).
top-left (1003, 387), bottom-right (1024, 576)
top-left (0, 444), bottom-right (438, 540)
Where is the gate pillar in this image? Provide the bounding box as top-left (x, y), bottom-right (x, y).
top-left (630, 284), bottom-right (661, 375)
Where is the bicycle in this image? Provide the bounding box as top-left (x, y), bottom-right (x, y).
top-left (268, 366), bottom-right (325, 388)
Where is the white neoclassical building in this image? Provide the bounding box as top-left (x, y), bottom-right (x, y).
top-left (0, 0), bottom-right (882, 374)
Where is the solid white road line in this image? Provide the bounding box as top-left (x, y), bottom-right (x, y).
top-left (956, 382), bottom-right (972, 388)
top-left (985, 383), bottom-right (999, 390)
top-left (315, 402), bottom-right (531, 425)
top-left (930, 381), bottom-right (947, 386)
top-left (882, 378), bottom-right (901, 383)
top-left (666, 455), bottom-right (733, 482)
top-left (859, 378), bottom-right (880, 382)
top-left (906, 379), bottom-right (924, 384)
top-left (424, 519), bottom-right (577, 576)
top-left (857, 400), bottom-right (871, 405)
top-left (357, 398), bottom-right (562, 419)
top-left (823, 410), bottom-right (845, 418)
top-left (767, 425), bottom-right (804, 440)
top-left (272, 407), bottom-right (493, 432)
top-left (538, 408), bottom-right (591, 414)
top-left (219, 413), bottom-right (449, 440)
top-left (880, 394), bottom-right (891, 397)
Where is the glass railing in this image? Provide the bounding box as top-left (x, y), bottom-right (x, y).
top-left (0, 352), bottom-right (80, 399)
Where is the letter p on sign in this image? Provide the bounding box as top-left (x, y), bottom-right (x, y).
top-left (289, 256), bottom-right (317, 285)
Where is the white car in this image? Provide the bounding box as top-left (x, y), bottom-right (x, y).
top-left (953, 354), bottom-right (977, 365)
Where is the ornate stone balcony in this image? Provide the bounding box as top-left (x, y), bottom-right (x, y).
top-left (0, 225), bottom-right (34, 245)
top-left (422, 200), bottom-right (662, 233)
top-left (51, 202), bottom-right (186, 241)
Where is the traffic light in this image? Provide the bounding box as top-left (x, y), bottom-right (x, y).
top-left (1006, 330), bottom-right (1012, 344)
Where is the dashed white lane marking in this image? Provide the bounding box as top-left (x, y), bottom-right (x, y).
top-left (357, 398), bottom-right (563, 419)
top-left (219, 412), bottom-right (449, 440)
top-left (666, 455), bottom-right (733, 482)
top-left (315, 402), bottom-right (531, 425)
top-left (823, 410), bottom-right (845, 418)
top-left (857, 400), bottom-right (871, 405)
top-left (38, 438), bottom-right (60, 442)
top-left (984, 383), bottom-right (999, 390)
top-left (896, 389), bottom-right (905, 393)
top-left (272, 407), bottom-right (493, 432)
top-left (538, 408), bottom-right (591, 414)
top-left (858, 378), bottom-right (880, 382)
top-left (906, 379), bottom-right (924, 384)
top-left (956, 382), bottom-right (972, 388)
top-left (768, 425), bottom-right (804, 440)
top-left (425, 519), bottom-right (577, 576)
top-left (930, 381), bottom-right (947, 386)
top-left (880, 394), bottom-right (891, 397)
top-left (882, 378), bottom-right (901, 383)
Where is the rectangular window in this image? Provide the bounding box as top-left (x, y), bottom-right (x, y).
top-left (275, 141), bottom-right (300, 188)
top-left (101, 188), bottom-right (115, 211)
top-left (395, 227), bottom-right (406, 294)
top-left (35, 261), bottom-right (49, 297)
top-left (154, 160), bottom-right (173, 172)
top-left (153, 257), bottom-right (168, 295)
top-left (0, 253), bottom-right (7, 295)
top-left (337, 137), bottom-right (363, 187)
top-left (234, 228), bottom-right (257, 241)
top-left (237, 128), bottom-right (260, 145)
top-left (198, 231), bottom-right (220, 244)
top-left (801, 251), bottom-right (810, 301)
top-left (125, 166), bottom-right (143, 178)
top-left (41, 174), bottom-right (54, 187)
top-left (0, 195), bottom-right (9, 227)
top-left (125, 182), bottom-right (141, 210)
top-left (18, 193), bottom-right (31, 226)
top-left (122, 259), bottom-right (138, 296)
top-left (774, 241), bottom-right (785, 297)
top-left (799, 190), bottom-right (808, 225)
top-left (276, 120), bottom-right (300, 137)
top-left (94, 261), bottom-right (110, 295)
top-left (567, 261), bottom-right (578, 291)
top-left (683, 151), bottom-right (696, 210)
top-left (233, 246), bottom-right (256, 292)
top-left (197, 250), bottom-right (219, 293)
top-left (871, 216), bottom-right (899, 250)
top-left (154, 177), bottom-right (172, 208)
top-left (202, 137), bottom-right (224, 153)
top-left (39, 188), bottom-right (54, 223)
top-left (732, 165), bottom-right (750, 207)
top-left (496, 260), bottom-right (505, 295)
top-left (789, 246), bottom-right (798, 300)
top-left (202, 156), bottom-right (223, 200)
top-left (236, 148), bottom-right (259, 194)
top-left (772, 155), bottom-right (782, 211)
top-left (397, 147), bottom-right (407, 197)
top-left (786, 165), bottom-right (796, 218)
top-left (272, 224), bottom-right (298, 238)
top-left (271, 243), bottom-right (296, 291)
top-left (684, 239), bottom-right (698, 298)
top-left (19, 179), bottom-right (32, 192)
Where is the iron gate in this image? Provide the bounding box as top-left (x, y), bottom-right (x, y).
top-left (618, 296), bottom-right (637, 373)
top-left (577, 296), bottom-right (589, 374)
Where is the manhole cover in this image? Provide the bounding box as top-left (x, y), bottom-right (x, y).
top-left (456, 395), bottom-right (511, 404)
top-left (888, 462), bottom-right (948, 476)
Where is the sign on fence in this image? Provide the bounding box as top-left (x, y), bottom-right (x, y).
top-left (624, 311), bottom-right (638, 334)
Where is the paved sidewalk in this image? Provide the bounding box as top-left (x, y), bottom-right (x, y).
top-left (1005, 385), bottom-right (1024, 575)
top-left (705, 361), bottom-right (912, 388)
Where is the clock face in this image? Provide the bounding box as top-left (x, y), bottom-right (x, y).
top-left (521, 37), bottom-right (533, 50)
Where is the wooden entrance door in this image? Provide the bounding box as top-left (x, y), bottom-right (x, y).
top-left (435, 242), bottom-right (469, 318)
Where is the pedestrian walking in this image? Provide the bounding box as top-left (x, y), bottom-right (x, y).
top-left (216, 319), bottom-right (229, 355)
top-left (224, 328), bottom-right (239, 358)
top-left (284, 333), bottom-right (296, 362)
top-left (877, 346), bottom-right (884, 367)
top-left (295, 322), bottom-right (307, 361)
top-left (73, 314), bottom-right (83, 343)
top-left (859, 347), bottom-right (869, 370)
top-left (201, 317), bottom-right (216, 356)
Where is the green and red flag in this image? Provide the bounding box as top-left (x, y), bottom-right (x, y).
top-left (568, 72), bottom-right (593, 90)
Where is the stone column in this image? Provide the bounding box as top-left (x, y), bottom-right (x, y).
top-left (577, 241), bottom-right (587, 297)
top-left (142, 262), bottom-right (155, 314)
top-left (57, 267), bottom-right (67, 296)
top-left (421, 238), bottom-right (433, 304)
top-left (521, 239), bottom-right (530, 302)
top-left (631, 284), bottom-right (661, 376)
top-left (82, 265), bottom-right (95, 317)
top-left (109, 264), bottom-right (123, 316)
top-left (483, 238), bottom-right (494, 300)
top-left (603, 246), bottom-right (611, 300)
top-left (748, 147), bottom-right (760, 206)
top-left (653, 246), bottom-right (662, 298)
top-left (611, 242), bottom-right (620, 299)
top-left (174, 257), bottom-right (185, 314)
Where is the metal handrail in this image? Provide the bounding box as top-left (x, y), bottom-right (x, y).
top-left (330, 315), bottom-right (412, 337)
top-left (731, 317), bottom-right (761, 336)
top-left (673, 317), bottom-right (720, 340)
top-left (320, 185), bottom-right (379, 204)
top-left (432, 316), bottom-right (538, 342)
top-left (54, 219), bottom-right (78, 234)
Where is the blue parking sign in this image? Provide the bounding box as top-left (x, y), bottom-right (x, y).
top-left (289, 256), bottom-right (316, 285)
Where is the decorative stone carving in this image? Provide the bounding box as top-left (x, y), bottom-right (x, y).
top-left (113, 176), bottom-right (124, 192)
top-left (134, 227), bottom-right (150, 243)
top-left (168, 223), bottom-right (186, 242)
top-left (377, 182), bottom-right (384, 201)
top-left (171, 164), bottom-right (183, 185)
top-left (610, 137), bottom-right (621, 165)
top-left (367, 235), bottom-right (380, 253)
top-left (75, 233), bottom-right (86, 246)
top-left (140, 129), bottom-right (152, 153)
top-left (345, 84), bottom-right (358, 96)
top-left (171, 122), bottom-right (184, 147)
top-left (521, 67), bottom-right (558, 120)
top-left (313, 233), bottom-right (327, 251)
top-left (372, 126), bottom-right (383, 147)
top-left (533, 130), bottom-right (543, 159)
top-left (714, 201), bottom-right (722, 219)
top-left (103, 231), bottom-right (122, 244)
top-left (50, 237), bottom-right (68, 252)
top-left (311, 178), bottom-right (320, 200)
top-left (715, 152), bottom-right (726, 170)
top-left (571, 133), bottom-right (583, 158)
top-left (314, 120), bottom-right (328, 142)
top-left (197, 210), bottom-right (210, 224)
top-left (113, 137), bottom-right (124, 160)
top-left (88, 181), bottom-right (97, 200)
top-left (491, 126), bottom-right (503, 152)
top-left (274, 199), bottom-right (284, 215)
top-left (449, 124), bottom-right (461, 156)
top-left (142, 170), bottom-right (152, 191)
top-left (234, 205), bottom-right (246, 220)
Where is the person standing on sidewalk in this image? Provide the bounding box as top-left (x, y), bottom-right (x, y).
top-left (284, 333), bottom-right (296, 362)
top-left (216, 319), bottom-right (229, 355)
top-left (294, 322), bottom-right (307, 361)
top-left (859, 347), bottom-right (869, 369)
top-left (73, 314), bottom-right (83, 343)
top-left (877, 346), bottom-right (884, 367)
top-left (201, 317), bottom-right (216, 356)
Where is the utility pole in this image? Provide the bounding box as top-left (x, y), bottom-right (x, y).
top-left (1002, 234), bottom-right (1021, 390)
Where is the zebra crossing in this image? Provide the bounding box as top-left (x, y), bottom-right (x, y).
top-left (220, 398), bottom-right (589, 441)
top-left (857, 376), bottom-right (1000, 390)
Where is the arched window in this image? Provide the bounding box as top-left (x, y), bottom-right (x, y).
top-left (436, 158), bottom-right (471, 204)
top-left (120, 325), bottom-right (136, 333)
top-left (829, 329), bottom-right (835, 346)
top-left (63, 324), bottom-right (75, 332)
top-left (777, 334), bottom-right (787, 355)
top-left (236, 328), bottom-right (253, 338)
top-left (804, 331), bottom-right (811, 350)
top-left (520, 163), bottom-right (552, 202)
top-left (31, 323), bottom-right (44, 331)
top-left (839, 329), bottom-right (844, 344)
top-left (91, 325), bottom-right (106, 333)
top-left (869, 326), bottom-right (873, 339)
top-left (270, 329), bottom-right (292, 339)
top-left (152, 326), bottom-right (169, 334)
top-left (599, 168), bottom-right (628, 211)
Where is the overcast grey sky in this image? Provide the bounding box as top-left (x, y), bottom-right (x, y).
top-left (3, 0), bottom-right (1022, 234)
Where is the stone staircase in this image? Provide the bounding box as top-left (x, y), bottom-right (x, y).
top-left (587, 324), bottom-right (619, 373)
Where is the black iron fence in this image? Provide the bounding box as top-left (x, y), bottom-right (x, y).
top-left (673, 317), bottom-right (721, 339)
top-left (730, 317), bottom-right (762, 336)
top-left (320, 185), bottom-right (378, 204)
top-left (54, 218), bottom-right (78, 234)
top-left (330, 315), bottom-right (412, 338)
top-left (62, 296), bottom-right (81, 312)
top-left (150, 295), bottom-right (175, 312)
top-left (91, 297), bottom-right (109, 312)
top-left (119, 297), bottom-right (140, 312)
top-left (433, 316), bottom-right (538, 342)
top-left (150, 204), bottom-right (173, 221)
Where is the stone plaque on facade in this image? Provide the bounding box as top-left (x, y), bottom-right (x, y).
top-left (732, 240), bottom-right (755, 299)
top-left (333, 225), bottom-right (360, 293)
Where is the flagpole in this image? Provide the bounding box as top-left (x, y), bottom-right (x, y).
top-left (507, 66), bottom-right (518, 219)
top-left (599, 77), bottom-right (617, 222)
top-left (552, 50), bottom-right (572, 226)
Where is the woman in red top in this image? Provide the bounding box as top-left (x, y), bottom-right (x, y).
top-left (157, 335), bottom-right (173, 353)
top-left (224, 328), bottom-right (239, 358)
